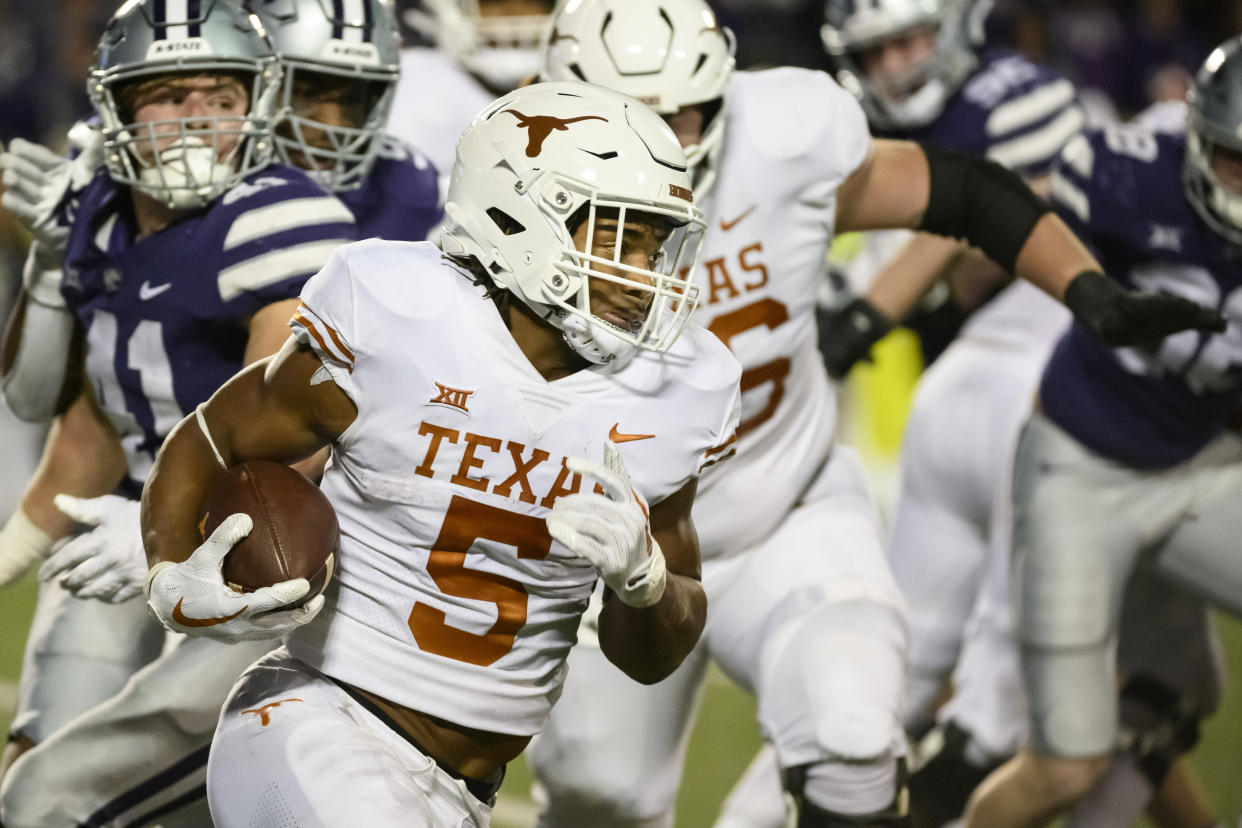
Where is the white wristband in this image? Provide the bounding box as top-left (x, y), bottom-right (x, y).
top-left (143, 560), bottom-right (176, 601)
top-left (617, 539), bottom-right (667, 609)
top-left (0, 509), bottom-right (56, 586)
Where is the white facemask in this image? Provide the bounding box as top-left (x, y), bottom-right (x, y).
top-left (136, 135), bottom-right (234, 209)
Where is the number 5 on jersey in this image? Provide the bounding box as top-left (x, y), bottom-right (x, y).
top-left (407, 495), bottom-right (554, 667)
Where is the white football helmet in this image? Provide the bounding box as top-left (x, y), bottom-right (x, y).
top-left (255, 0), bottom-right (402, 192)
top-left (441, 81), bottom-right (706, 365)
top-left (88, 0), bottom-right (281, 209)
top-left (1185, 36), bottom-right (1242, 246)
top-left (408, 0), bottom-right (554, 91)
top-left (821, 0), bottom-right (991, 130)
top-left (539, 0), bottom-right (735, 194)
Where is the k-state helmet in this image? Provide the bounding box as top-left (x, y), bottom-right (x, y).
top-left (406, 0), bottom-right (553, 91)
top-left (539, 0), bottom-right (735, 195)
top-left (441, 81), bottom-right (706, 365)
top-left (821, 0), bottom-right (991, 130)
top-left (1185, 36), bottom-right (1242, 246)
top-left (254, 0), bottom-right (401, 192)
top-left (89, 0), bottom-right (281, 209)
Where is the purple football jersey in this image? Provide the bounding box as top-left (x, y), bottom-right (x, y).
top-left (340, 136), bottom-right (442, 242)
top-left (1043, 127), bottom-right (1242, 467)
top-left (61, 164), bottom-right (357, 481)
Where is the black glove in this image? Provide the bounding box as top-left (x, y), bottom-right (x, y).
top-left (1064, 270), bottom-right (1227, 348)
top-left (817, 297), bottom-right (893, 380)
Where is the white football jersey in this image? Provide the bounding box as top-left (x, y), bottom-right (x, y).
top-left (690, 68), bottom-right (872, 561)
top-left (286, 240), bottom-right (740, 735)
top-left (387, 48), bottom-right (498, 183)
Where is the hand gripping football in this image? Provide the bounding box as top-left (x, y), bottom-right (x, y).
top-left (201, 461), bottom-right (338, 606)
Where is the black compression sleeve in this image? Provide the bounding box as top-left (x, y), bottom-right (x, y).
top-left (916, 144), bottom-right (1050, 273)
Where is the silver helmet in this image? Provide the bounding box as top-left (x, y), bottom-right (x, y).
top-left (88, 0), bottom-right (282, 209)
top-left (406, 0), bottom-right (554, 91)
top-left (821, 0), bottom-right (991, 131)
top-left (255, 0), bottom-right (401, 192)
top-left (1185, 36), bottom-right (1242, 246)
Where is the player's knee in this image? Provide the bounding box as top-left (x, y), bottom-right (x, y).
top-left (1026, 752), bottom-right (1113, 807)
top-left (763, 593), bottom-right (906, 763)
top-left (784, 758), bottom-right (910, 827)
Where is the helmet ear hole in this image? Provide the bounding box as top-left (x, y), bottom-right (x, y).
top-left (486, 207), bottom-right (527, 236)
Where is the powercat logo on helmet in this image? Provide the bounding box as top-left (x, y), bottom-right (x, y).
top-left (502, 110), bottom-right (608, 157)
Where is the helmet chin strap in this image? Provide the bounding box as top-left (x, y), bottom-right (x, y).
top-left (561, 313), bottom-right (638, 367)
top-left (136, 136), bottom-right (232, 209)
top-left (878, 76), bottom-right (949, 129)
top-left (463, 47), bottom-right (542, 93)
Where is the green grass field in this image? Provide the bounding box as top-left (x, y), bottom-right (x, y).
top-left (2, 574), bottom-right (1240, 826)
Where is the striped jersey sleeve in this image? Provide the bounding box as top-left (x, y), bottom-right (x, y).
top-left (289, 244), bottom-right (360, 399)
top-left (212, 166), bottom-right (357, 313)
top-left (955, 52), bottom-right (1086, 178)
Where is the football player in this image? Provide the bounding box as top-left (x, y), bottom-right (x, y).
top-left (961, 35), bottom-right (1242, 827)
top-left (387, 0), bottom-right (555, 176)
top-left (809, 2), bottom-right (1223, 825)
top-left (0, 1), bottom-right (446, 825)
top-left (140, 80), bottom-right (741, 827)
top-left (525, 1), bottom-right (1224, 826)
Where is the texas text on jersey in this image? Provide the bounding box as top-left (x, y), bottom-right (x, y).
top-left (286, 239), bottom-right (741, 734)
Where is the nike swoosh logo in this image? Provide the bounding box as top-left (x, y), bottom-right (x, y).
top-left (719, 204), bottom-right (757, 232)
top-left (172, 597), bottom-right (247, 628)
top-left (609, 423), bottom-right (654, 443)
top-left (139, 281), bottom-right (172, 300)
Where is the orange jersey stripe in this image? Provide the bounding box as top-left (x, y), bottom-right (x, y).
top-left (292, 309), bottom-right (354, 368)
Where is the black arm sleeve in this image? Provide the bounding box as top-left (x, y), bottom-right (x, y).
top-left (916, 144), bottom-right (1050, 273)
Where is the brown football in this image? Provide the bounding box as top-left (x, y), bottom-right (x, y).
top-left (201, 461), bottom-right (338, 606)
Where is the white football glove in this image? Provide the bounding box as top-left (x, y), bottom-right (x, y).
top-left (0, 509), bottom-right (56, 589)
top-left (547, 441), bottom-right (667, 609)
top-left (1, 125), bottom-right (103, 276)
top-left (144, 513), bottom-right (325, 643)
top-left (39, 494), bottom-right (148, 603)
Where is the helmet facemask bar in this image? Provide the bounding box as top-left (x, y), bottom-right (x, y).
top-left (547, 186), bottom-right (704, 360)
top-left (92, 61), bottom-right (280, 210)
top-left (1185, 116), bottom-right (1242, 246)
top-left (273, 61), bottom-right (396, 192)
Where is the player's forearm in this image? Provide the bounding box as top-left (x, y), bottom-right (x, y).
top-left (865, 234), bottom-right (967, 321)
top-left (141, 411), bottom-right (232, 566)
top-left (21, 391), bottom-right (127, 539)
top-left (1011, 212), bottom-right (1102, 302)
top-left (1, 288), bottom-right (79, 422)
top-left (597, 574), bottom-right (707, 684)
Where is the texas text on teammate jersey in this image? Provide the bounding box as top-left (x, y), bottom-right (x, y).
top-left (339, 135), bottom-right (442, 241)
top-left (287, 239), bottom-right (741, 735)
top-left (690, 67), bottom-right (870, 561)
top-left (1045, 127), bottom-right (1242, 467)
top-left (60, 164), bottom-right (357, 484)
